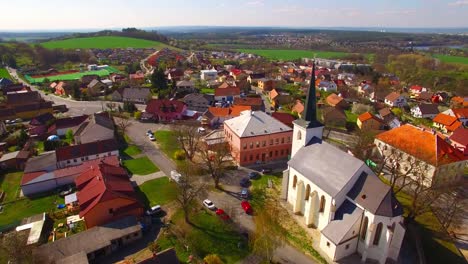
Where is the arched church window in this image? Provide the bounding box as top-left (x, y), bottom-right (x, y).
top-left (305, 185), bottom-right (311, 201)
top-left (319, 195), bottom-right (326, 212)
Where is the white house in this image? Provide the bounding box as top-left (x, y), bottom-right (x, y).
top-left (281, 64), bottom-right (406, 264)
top-left (56, 139), bottom-right (119, 168)
top-left (384, 92), bottom-right (407, 108)
top-left (410, 103), bottom-right (439, 119)
top-left (200, 70), bottom-right (218, 81)
top-left (317, 81), bottom-right (337, 92)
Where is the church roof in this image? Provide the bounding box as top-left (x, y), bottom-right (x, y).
top-left (347, 172), bottom-right (403, 217)
top-left (288, 137), bottom-right (364, 197)
top-left (321, 200), bottom-right (362, 245)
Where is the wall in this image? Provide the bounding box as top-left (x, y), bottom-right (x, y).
top-left (84, 198), bottom-right (143, 228)
top-left (57, 150), bottom-right (119, 168)
top-left (22, 178), bottom-right (58, 197)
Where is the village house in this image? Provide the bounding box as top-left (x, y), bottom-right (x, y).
top-left (214, 86), bottom-right (241, 104)
top-left (269, 89), bottom-right (293, 110)
top-left (272, 112), bottom-right (296, 128)
top-left (1, 83), bottom-right (29, 95)
top-left (145, 99), bottom-right (187, 122)
top-left (0, 150), bottom-right (30, 170)
top-left (451, 96), bottom-right (468, 108)
top-left (56, 139), bottom-right (119, 169)
top-left (200, 69), bottom-right (218, 81)
top-left (444, 108), bottom-right (468, 126)
top-left (21, 155), bottom-right (119, 197)
top-left (0, 91), bottom-right (53, 121)
top-left (122, 88), bottom-right (152, 104)
top-left (384, 92), bottom-right (407, 108)
top-left (375, 124), bottom-right (466, 187)
top-left (449, 128), bottom-right (468, 156)
top-left (202, 105), bottom-right (251, 127)
top-left (74, 113), bottom-right (115, 144)
top-left (410, 103), bottom-right (439, 119)
top-left (53, 81), bottom-right (67, 96)
top-left (182, 93), bottom-right (214, 113)
top-left (322, 107), bottom-right (346, 128)
top-left (39, 216), bottom-right (143, 264)
top-left (233, 97), bottom-right (264, 111)
top-left (257, 78), bottom-right (276, 92)
top-left (129, 71), bottom-right (146, 85)
top-left (87, 79), bottom-right (108, 97)
top-left (224, 110), bottom-right (293, 165)
top-left (247, 73), bottom-right (266, 83)
top-left (317, 80), bottom-right (337, 92)
top-left (75, 163), bottom-right (144, 228)
top-left (357, 112), bottom-right (383, 131)
top-left (433, 113), bottom-right (462, 134)
top-left (409, 85), bottom-right (428, 97)
top-left (48, 115), bottom-right (89, 136)
top-left (167, 68), bottom-right (184, 81)
top-left (175, 80), bottom-right (196, 93)
top-left (326, 94), bottom-right (349, 109)
top-left (282, 65), bottom-right (405, 264)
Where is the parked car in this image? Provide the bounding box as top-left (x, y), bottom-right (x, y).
top-left (261, 168), bottom-right (273, 174)
top-left (241, 200), bottom-right (253, 214)
top-left (146, 130), bottom-right (153, 136)
top-left (241, 188), bottom-right (249, 199)
top-left (203, 199), bottom-right (216, 210)
top-left (240, 177), bottom-right (251, 187)
top-left (216, 209), bottom-right (230, 220)
top-left (170, 170), bottom-right (182, 183)
top-left (146, 205), bottom-right (162, 216)
top-left (148, 134), bottom-right (156, 141)
top-left (248, 171), bottom-right (260, 180)
top-left (59, 186), bottom-right (74, 197)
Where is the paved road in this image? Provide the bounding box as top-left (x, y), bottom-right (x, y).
top-left (125, 121), bottom-right (177, 175)
top-left (252, 86), bottom-right (272, 114)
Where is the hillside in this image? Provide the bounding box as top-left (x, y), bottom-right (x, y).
top-left (237, 49), bottom-right (351, 60)
top-left (40, 36), bottom-right (173, 49)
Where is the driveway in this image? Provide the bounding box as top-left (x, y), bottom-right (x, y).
top-left (131, 171), bottom-right (166, 186)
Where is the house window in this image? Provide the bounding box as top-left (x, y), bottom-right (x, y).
top-left (256, 141), bottom-right (260, 148)
top-left (244, 156), bottom-right (247, 162)
top-left (275, 150), bottom-right (278, 156)
top-left (361, 217), bottom-right (368, 240)
top-left (345, 244), bottom-right (350, 250)
top-left (319, 196), bottom-right (326, 213)
top-left (373, 223), bottom-right (383, 246)
top-left (269, 151), bottom-right (273, 157)
top-left (293, 175), bottom-right (297, 189)
top-left (281, 138), bottom-right (284, 144)
top-left (280, 150), bottom-right (284, 156)
top-left (250, 143), bottom-right (253, 149)
top-left (262, 141), bottom-right (266, 147)
top-left (109, 208), bottom-right (114, 214)
top-left (134, 232), bottom-right (139, 237)
top-left (250, 155), bottom-right (253, 161)
top-left (256, 154), bottom-right (259, 160)
top-left (305, 185), bottom-right (311, 201)
top-left (276, 138), bottom-right (279, 144)
top-left (243, 143), bottom-right (247, 150)
top-left (270, 140), bottom-right (273, 145)
top-left (287, 137), bottom-right (291, 142)
top-left (81, 158), bottom-right (84, 161)
top-left (73, 159), bottom-right (77, 162)
top-left (67, 160), bottom-right (71, 164)
top-left (326, 242), bottom-right (330, 247)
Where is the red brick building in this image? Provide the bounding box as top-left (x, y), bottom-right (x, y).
top-left (224, 110), bottom-right (293, 166)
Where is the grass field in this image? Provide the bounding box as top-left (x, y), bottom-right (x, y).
top-left (136, 177), bottom-right (178, 208)
top-left (0, 171), bottom-right (23, 202)
top-left (123, 156), bottom-right (159, 175)
top-left (433, 54), bottom-right (468, 64)
top-left (25, 66), bottom-right (120, 83)
top-left (0, 68), bottom-right (12, 80)
top-left (237, 49), bottom-right (350, 60)
top-left (154, 130), bottom-right (182, 161)
top-left (40, 36), bottom-right (172, 49)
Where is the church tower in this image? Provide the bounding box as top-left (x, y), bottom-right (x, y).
top-left (291, 62), bottom-right (324, 157)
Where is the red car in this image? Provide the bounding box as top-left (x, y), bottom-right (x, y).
top-left (216, 209), bottom-right (230, 220)
top-left (241, 200), bottom-right (253, 214)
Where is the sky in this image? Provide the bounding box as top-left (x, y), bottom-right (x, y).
top-left (1, 0), bottom-right (468, 30)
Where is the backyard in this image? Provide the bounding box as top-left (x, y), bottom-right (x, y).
top-left (123, 156), bottom-right (159, 175)
top-left (136, 177), bottom-right (178, 208)
top-left (154, 130), bottom-right (183, 163)
top-left (0, 67), bottom-right (12, 79)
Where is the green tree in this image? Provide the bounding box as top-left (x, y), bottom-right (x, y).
top-left (204, 254), bottom-right (224, 264)
top-left (151, 67), bottom-right (168, 93)
top-left (16, 129), bottom-right (29, 148)
top-left (65, 129), bottom-right (74, 144)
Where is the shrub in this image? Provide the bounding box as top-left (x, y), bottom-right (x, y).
top-left (173, 150), bottom-right (186, 160)
top-left (134, 111), bottom-right (142, 120)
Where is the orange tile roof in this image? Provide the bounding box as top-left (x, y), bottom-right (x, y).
top-left (230, 105), bottom-right (252, 116)
top-left (207, 105), bottom-right (251, 117)
top-left (292, 100), bottom-right (304, 114)
top-left (358, 112), bottom-right (382, 123)
top-left (326, 94), bottom-right (344, 107)
top-left (269, 89), bottom-right (279, 100)
top-left (453, 108), bottom-right (468, 119)
top-left (376, 124), bottom-right (465, 166)
top-left (233, 97), bottom-right (263, 107)
top-left (433, 113), bottom-right (458, 126)
top-left (451, 96), bottom-right (468, 107)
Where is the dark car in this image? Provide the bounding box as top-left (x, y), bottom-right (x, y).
top-left (240, 177), bottom-right (251, 187)
top-left (248, 171), bottom-right (260, 180)
top-left (261, 168), bottom-right (272, 174)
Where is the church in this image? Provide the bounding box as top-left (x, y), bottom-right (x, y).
top-left (281, 64), bottom-right (406, 263)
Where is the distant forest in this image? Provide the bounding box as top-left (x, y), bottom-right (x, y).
top-left (48, 28), bottom-right (170, 44)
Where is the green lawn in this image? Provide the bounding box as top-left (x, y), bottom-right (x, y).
top-left (0, 68), bottom-right (12, 80)
top-left (122, 145), bottom-right (142, 157)
top-left (0, 171), bottom-right (23, 202)
top-left (24, 66), bottom-right (120, 83)
top-left (344, 110), bottom-right (359, 123)
top-left (123, 156), bottom-right (159, 175)
top-left (40, 36), bottom-right (172, 49)
top-left (237, 49), bottom-right (350, 60)
top-left (136, 177), bottom-right (178, 207)
top-left (158, 209), bottom-right (249, 264)
top-left (433, 54), bottom-right (468, 65)
top-left (0, 194), bottom-right (64, 230)
top-left (154, 130), bottom-right (181, 160)
top-left (200, 88), bottom-right (215, 94)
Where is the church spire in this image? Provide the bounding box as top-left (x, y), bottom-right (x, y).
top-left (302, 61), bottom-right (322, 128)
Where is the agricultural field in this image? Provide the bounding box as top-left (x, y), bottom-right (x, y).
top-left (237, 49), bottom-right (350, 60)
top-left (40, 36), bottom-right (172, 49)
top-left (0, 68), bottom-right (12, 79)
top-left (433, 54), bottom-right (468, 65)
top-left (24, 66), bottom-right (120, 83)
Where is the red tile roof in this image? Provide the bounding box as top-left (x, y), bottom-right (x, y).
top-left (358, 112), bottom-right (382, 123)
top-left (326, 94), bottom-right (344, 107)
top-left (376, 124), bottom-right (465, 166)
top-left (214, 87), bottom-right (240, 97)
top-left (233, 97), bottom-right (263, 107)
top-left (145, 99), bottom-right (186, 115)
top-left (450, 128), bottom-right (468, 147)
top-left (453, 108), bottom-right (468, 119)
top-left (272, 112), bottom-right (296, 127)
top-left (385, 92), bottom-right (401, 102)
top-left (55, 139), bottom-right (118, 162)
top-left (433, 113), bottom-right (462, 131)
top-left (207, 105), bottom-right (251, 118)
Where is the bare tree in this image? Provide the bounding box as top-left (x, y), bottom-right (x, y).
top-left (250, 198), bottom-right (286, 262)
top-left (198, 143), bottom-right (232, 189)
top-left (173, 125), bottom-right (201, 162)
top-left (115, 115), bottom-right (132, 135)
top-left (175, 162), bottom-right (206, 224)
top-left (106, 102), bottom-right (117, 112)
top-left (351, 129), bottom-right (376, 162)
top-left (433, 190), bottom-right (467, 233)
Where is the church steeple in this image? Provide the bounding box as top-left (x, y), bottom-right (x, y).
top-left (297, 61), bottom-right (322, 128)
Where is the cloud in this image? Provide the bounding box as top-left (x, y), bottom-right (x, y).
top-left (246, 0), bottom-right (264, 6)
top-left (448, 0), bottom-right (468, 6)
top-left (377, 9), bottom-right (417, 15)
